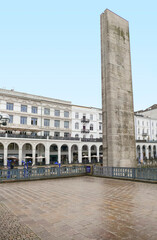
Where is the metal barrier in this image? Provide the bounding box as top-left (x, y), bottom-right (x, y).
top-left (0, 166), bottom-right (86, 182)
top-left (1, 165), bottom-right (157, 183)
top-left (93, 166), bottom-right (157, 181)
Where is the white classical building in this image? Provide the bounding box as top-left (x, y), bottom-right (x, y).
top-left (0, 88), bottom-right (157, 167)
top-left (0, 89), bottom-right (103, 167)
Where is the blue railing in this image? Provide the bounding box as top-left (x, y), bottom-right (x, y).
top-left (0, 166), bottom-right (86, 182)
top-left (93, 166), bottom-right (157, 181)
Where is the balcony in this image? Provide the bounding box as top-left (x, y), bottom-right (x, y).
top-left (142, 132), bottom-right (148, 136)
top-left (81, 138), bottom-right (102, 142)
top-left (81, 129), bottom-right (90, 133)
top-left (0, 133), bottom-right (80, 141)
top-left (81, 118), bottom-right (89, 123)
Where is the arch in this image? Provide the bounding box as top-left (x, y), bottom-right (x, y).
top-left (91, 145), bottom-right (97, 163)
top-left (36, 143), bottom-right (45, 165)
top-left (142, 145), bottom-right (146, 160)
top-left (71, 144), bottom-right (78, 164)
top-left (148, 145), bottom-right (152, 159)
top-left (61, 144), bottom-right (69, 164)
top-left (99, 145), bottom-right (103, 163)
top-left (22, 143), bottom-right (33, 166)
top-left (153, 145), bottom-right (156, 159)
top-left (136, 145), bottom-right (140, 160)
top-left (82, 145), bottom-right (89, 164)
top-left (7, 142), bottom-right (19, 166)
top-left (50, 144), bottom-right (58, 164)
top-left (0, 142), bottom-right (4, 166)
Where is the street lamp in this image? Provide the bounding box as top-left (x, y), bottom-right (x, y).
top-left (0, 113), bottom-right (10, 126)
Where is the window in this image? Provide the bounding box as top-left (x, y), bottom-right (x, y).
top-left (75, 122), bottom-right (79, 129)
top-left (64, 132), bottom-right (70, 138)
top-left (142, 121), bottom-right (144, 126)
top-left (44, 108), bottom-right (50, 115)
top-left (90, 134), bottom-right (93, 139)
top-left (99, 123), bottom-right (102, 131)
top-left (55, 110), bottom-right (60, 116)
top-left (44, 119), bottom-right (50, 127)
top-left (90, 114), bottom-right (93, 120)
top-left (64, 111), bottom-right (69, 118)
top-left (9, 115), bottom-right (13, 123)
top-left (83, 135), bottom-right (86, 139)
top-left (44, 131), bottom-right (50, 136)
top-left (138, 128), bottom-right (140, 134)
top-left (54, 132), bottom-right (60, 137)
top-left (90, 124), bottom-right (93, 131)
top-left (99, 114), bottom-right (102, 121)
top-left (21, 105), bottom-right (27, 112)
top-left (64, 121), bottom-right (69, 129)
top-left (32, 106), bottom-right (38, 114)
top-left (31, 118), bottom-right (37, 125)
top-left (6, 103), bottom-right (13, 111)
top-left (75, 134), bottom-right (79, 138)
top-left (20, 116), bottom-right (27, 125)
top-left (54, 120), bottom-right (60, 128)
top-left (138, 120), bottom-right (140, 125)
top-left (75, 112), bottom-right (79, 119)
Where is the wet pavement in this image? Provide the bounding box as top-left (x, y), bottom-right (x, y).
top-left (0, 176), bottom-right (157, 240)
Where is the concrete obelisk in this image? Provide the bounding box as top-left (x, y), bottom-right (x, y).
top-left (101, 9), bottom-right (136, 167)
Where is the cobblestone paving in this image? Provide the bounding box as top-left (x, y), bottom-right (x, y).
top-left (0, 202), bottom-right (40, 240)
top-left (0, 177), bottom-right (157, 240)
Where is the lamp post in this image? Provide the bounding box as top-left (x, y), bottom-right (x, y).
top-left (0, 113), bottom-right (10, 168)
top-left (0, 113), bottom-right (10, 126)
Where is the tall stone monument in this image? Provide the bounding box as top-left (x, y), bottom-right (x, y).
top-left (101, 9), bottom-right (136, 167)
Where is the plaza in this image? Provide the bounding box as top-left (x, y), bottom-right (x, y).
top-left (0, 176), bottom-right (157, 240)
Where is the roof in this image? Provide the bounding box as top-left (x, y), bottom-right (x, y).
top-left (135, 104), bottom-right (157, 114)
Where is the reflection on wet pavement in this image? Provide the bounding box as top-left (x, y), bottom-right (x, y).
top-left (0, 176), bottom-right (157, 240)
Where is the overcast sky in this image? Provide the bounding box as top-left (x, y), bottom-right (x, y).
top-left (0, 0), bottom-right (156, 111)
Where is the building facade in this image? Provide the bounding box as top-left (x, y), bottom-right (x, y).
top-left (0, 88), bottom-right (157, 167)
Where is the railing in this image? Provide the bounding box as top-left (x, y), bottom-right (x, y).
top-left (93, 166), bottom-right (157, 181)
top-left (81, 118), bottom-right (89, 123)
top-left (0, 166), bottom-right (86, 182)
top-left (81, 129), bottom-right (90, 133)
top-left (142, 133), bottom-right (148, 136)
top-left (0, 133), bottom-right (80, 141)
top-left (81, 138), bottom-right (102, 142)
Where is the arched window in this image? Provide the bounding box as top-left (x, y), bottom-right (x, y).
top-left (90, 124), bottom-right (93, 131)
top-left (90, 134), bottom-right (93, 139)
top-left (75, 134), bottom-right (79, 138)
top-left (75, 122), bottom-right (79, 129)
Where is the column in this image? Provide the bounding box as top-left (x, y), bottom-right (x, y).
top-left (32, 145), bottom-right (36, 166)
top-left (97, 147), bottom-right (99, 163)
top-left (151, 148), bottom-right (154, 158)
top-left (19, 148), bottom-right (22, 166)
top-left (45, 145), bottom-right (49, 165)
top-left (88, 146), bottom-right (91, 163)
top-left (78, 146), bottom-right (82, 163)
top-left (58, 147), bottom-right (61, 164)
top-left (140, 147), bottom-right (143, 160)
top-left (68, 147), bottom-right (71, 164)
top-left (4, 146), bottom-right (8, 167)
top-left (146, 147), bottom-right (149, 159)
